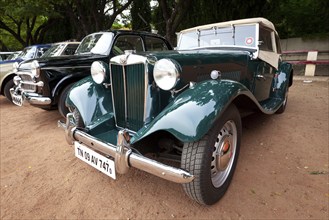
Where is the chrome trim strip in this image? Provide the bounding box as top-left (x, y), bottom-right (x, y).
top-left (16, 71), bottom-right (34, 78)
top-left (58, 117), bottom-right (194, 183)
top-left (25, 95), bottom-right (51, 105)
top-left (42, 65), bottom-right (91, 70)
top-left (143, 63), bottom-right (148, 122)
top-left (109, 64), bottom-right (117, 128)
top-left (122, 65), bottom-right (128, 123)
top-left (21, 81), bottom-right (44, 87)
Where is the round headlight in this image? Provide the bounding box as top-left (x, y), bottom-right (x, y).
top-left (153, 59), bottom-right (180, 90)
top-left (31, 60), bottom-right (40, 77)
top-left (91, 61), bottom-right (107, 84)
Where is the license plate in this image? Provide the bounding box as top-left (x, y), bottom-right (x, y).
top-left (74, 142), bottom-right (116, 179)
top-left (11, 93), bottom-right (23, 106)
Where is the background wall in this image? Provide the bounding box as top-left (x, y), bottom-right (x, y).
top-left (281, 37), bottom-right (329, 76)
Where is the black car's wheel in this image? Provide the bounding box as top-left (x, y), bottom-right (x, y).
top-left (276, 86), bottom-right (289, 114)
top-left (181, 104), bottom-right (241, 205)
top-left (3, 79), bottom-right (14, 103)
top-left (58, 84), bottom-right (73, 118)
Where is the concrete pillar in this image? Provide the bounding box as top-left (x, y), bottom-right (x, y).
top-left (305, 51), bottom-right (318, 76)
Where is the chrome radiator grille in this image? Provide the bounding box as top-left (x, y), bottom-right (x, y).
top-left (110, 63), bottom-right (146, 132)
top-left (17, 72), bottom-right (37, 92)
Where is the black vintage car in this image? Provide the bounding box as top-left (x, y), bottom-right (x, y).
top-left (10, 30), bottom-right (172, 117)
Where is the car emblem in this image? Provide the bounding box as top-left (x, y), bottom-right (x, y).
top-left (120, 54), bottom-right (130, 65)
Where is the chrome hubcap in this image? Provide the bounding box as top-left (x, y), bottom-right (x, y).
top-left (211, 120), bottom-right (237, 188)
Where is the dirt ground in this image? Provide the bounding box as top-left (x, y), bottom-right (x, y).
top-left (0, 78), bottom-right (328, 219)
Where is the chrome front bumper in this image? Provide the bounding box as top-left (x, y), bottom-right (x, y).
top-left (58, 113), bottom-right (195, 184)
top-left (10, 75), bottom-right (51, 106)
top-left (10, 88), bottom-right (51, 106)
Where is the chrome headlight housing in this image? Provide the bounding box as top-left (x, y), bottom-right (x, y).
top-left (13, 62), bottom-right (19, 73)
top-left (91, 61), bottom-right (107, 84)
top-left (31, 60), bottom-right (40, 77)
top-left (153, 59), bottom-right (180, 90)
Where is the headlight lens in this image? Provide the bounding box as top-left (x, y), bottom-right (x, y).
top-left (153, 59), bottom-right (180, 90)
top-left (91, 61), bottom-right (107, 84)
top-left (31, 60), bottom-right (40, 77)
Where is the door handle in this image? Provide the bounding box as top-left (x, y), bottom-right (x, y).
top-left (256, 74), bottom-right (266, 81)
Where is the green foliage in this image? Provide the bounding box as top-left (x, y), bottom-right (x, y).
top-left (272, 0), bottom-right (329, 38)
top-left (0, 0), bottom-right (61, 49)
top-left (0, 0), bottom-right (134, 50)
top-left (1, 0), bottom-right (328, 50)
top-left (151, 1), bottom-right (166, 36)
top-left (131, 0), bottom-right (151, 32)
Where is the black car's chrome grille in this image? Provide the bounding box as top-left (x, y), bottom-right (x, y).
top-left (110, 63), bottom-right (146, 132)
top-left (17, 72), bottom-right (37, 92)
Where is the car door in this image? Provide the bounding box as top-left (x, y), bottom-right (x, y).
top-left (253, 26), bottom-right (278, 101)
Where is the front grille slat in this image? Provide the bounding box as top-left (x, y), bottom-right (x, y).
top-left (17, 72), bottom-right (37, 92)
top-left (126, 64), bottom-right (145, 131)
top-left (21, 84), bottom-right (36, 92)
top-left (111, 63), bottom-right (146, 132)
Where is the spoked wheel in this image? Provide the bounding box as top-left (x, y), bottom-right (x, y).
top-left (181, 104), bottom-right (241, 205)
top-left (211, 120), bottom-right (237, 188)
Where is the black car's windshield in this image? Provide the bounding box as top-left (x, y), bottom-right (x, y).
top-left (75, 33), bottom-right (113, 55)
top-left (177, 24), bottom-right (257, 50)
top-left (19, 47), bottom-right (36, 59)
top-left (42, 44), bottom-right (65, 57)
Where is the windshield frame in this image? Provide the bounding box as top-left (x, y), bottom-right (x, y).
top-left (177, 23), bottom-right (258, 51)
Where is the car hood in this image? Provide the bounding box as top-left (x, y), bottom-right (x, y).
top-left (17, 54), bottom-right (107, 71)
top-left (142, 49), bottom-right (252, 82)
top-left (0, 58), bottom-right (23, 65)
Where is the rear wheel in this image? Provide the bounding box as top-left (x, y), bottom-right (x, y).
top-left (276, 85), bottom-right (289, 114)
top-left (3, 79), bottom-right (14, 103)
top-left (181, 104), bottom-right (241, 205)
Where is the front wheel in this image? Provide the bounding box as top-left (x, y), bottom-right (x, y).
top-left (58, 84), bottom-right (73, 118)
top-left (181, 104), bottom-right (242, 205)
top-left (3, 79), bottom-right (14, 103)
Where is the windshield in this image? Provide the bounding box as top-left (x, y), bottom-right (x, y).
top-left (19, 47), bottom-right (37, 59)
top-left (177, 24), bottom-right (257, 50)
top-left (42, 44), bottom-right (65, 57)
top-left (75, 33), bottom-right (113, 55)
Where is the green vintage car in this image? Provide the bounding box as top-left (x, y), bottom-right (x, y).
top-left (59, 18), bottom-right (293, 205)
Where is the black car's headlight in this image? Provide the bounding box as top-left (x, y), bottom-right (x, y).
top-left (31, 60), bottom-right (40, 77)
top-left (91, 61), bottom-right (108, 84)
top-left (153, 59), bottom-right (180, 90)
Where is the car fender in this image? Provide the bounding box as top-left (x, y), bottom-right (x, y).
top-left (270, 62), bottom-right (293, 100)
top-left (0, 71), bottom-right (15, 94)
top-left (52, 70), bottom-right (90, 102)
top-left (132, 79), bottom-right (261, 144)
top-left (66, 76), bottom-right (113, 126)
